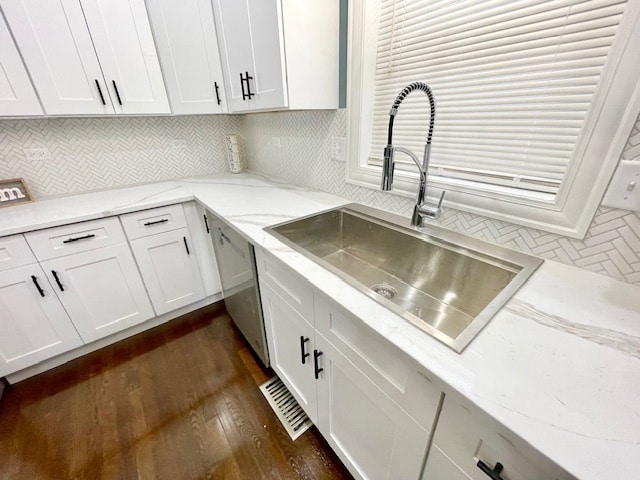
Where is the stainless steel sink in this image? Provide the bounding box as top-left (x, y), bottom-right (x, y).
top-left (266, 203), bottom-right (543, 352)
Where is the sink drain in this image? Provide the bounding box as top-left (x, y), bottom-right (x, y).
top-left (371, 284), bottom-right (397, 299)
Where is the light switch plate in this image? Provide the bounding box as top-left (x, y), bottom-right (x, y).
top-left (602, 160), bottom-right (640, 211)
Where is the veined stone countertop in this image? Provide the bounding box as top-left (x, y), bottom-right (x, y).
top-left (2, 173), bottom-right (639, 480)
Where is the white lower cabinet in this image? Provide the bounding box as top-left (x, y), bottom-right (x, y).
top-left (261, 283), bottom-right (318, 421)
top-left (422, 393), bottom-right (574, 480)
top-left (129, 228), bottom-right (205, 315)
top-left (315, 335), bottom-right (431, 480)
top-left (1, 202), bottom-right (219, 380)
top-left (257, 248), bottom-right (573, 480)
top-left (258, 249), bottom-right (438, 480)
top-left (39, 243), bottom-right (154, 344)
top-left (0, 264), bottom-right (82, 376)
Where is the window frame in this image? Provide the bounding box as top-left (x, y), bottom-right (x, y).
top-left (346, 0), bottom-right (640, 238)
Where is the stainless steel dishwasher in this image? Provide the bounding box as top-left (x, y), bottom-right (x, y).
top-left (206, 211), bottom-right (269, 366)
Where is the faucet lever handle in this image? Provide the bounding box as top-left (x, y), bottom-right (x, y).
top-left (437, 190), bottom-right (446, 208)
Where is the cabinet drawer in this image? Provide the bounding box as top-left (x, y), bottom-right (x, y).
top-left (431, 394), bottom-right (573, 480)
top-left (255, 248), bottom-right (314, 323)
top-left (314, 293), bottom-right (442, 431)
top-left (25, 217), bottom-right (126, 261)
top-left (0, 235), bottom-right (36, 271)
top-left (120, 204), bottom-right (187, 240)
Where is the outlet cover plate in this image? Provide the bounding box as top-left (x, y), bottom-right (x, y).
top-left (331, 137), bottom-right (346, 162)
top-left (602, 160), bottom-right (640, 211)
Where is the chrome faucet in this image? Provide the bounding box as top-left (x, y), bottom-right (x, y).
top-left (381, 81), bottom-right (445, 226)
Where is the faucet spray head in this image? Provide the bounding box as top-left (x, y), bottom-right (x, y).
top-left (381, 145), bottom-right (395, 191)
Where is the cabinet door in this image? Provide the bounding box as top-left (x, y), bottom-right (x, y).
top-left (40, 244), bottom-right (154, 343)
top-left (316, 335), bottom-right (430, 480)
top-left (212, 0), bottom-right (287, 112)
top-left (315, 294), bottom-right (443, 432)
top-left (260, 283), bottom-right (317, 422)
top-left (0, 12), bottom-right (42, 116)
top-left (129, 228), bottom-right (205, 315)
top-left (0, 264), bottom-right (82, 376)
top-left (1, 0), bottom-right (114, 115)
top-left (80, 0), bottom-right (170, 114)
top-left (146, 0), bottom-right (227, 114)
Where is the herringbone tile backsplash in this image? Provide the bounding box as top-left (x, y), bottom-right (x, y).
top-left (242, 110), bottom-right (640, 286)
top-left (1, 111), bottom-right (639, 285)
top-left (0, 115), bottom-right (241, 198)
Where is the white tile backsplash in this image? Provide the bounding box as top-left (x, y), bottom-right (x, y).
top-left (1, 110), bottom-right (638, 285)
top-left (0, 115), bottom-right (241, 198)
top-left (241, 109), bottom-right (640, 286)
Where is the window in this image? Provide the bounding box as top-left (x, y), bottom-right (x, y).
top-left (347, 0), bottom-right (640, 238)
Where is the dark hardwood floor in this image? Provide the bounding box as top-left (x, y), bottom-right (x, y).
top-left (0, 303), bottom-right (353, 480)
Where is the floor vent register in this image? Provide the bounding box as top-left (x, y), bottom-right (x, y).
top-left (259, 376), bottom-right (312, 440)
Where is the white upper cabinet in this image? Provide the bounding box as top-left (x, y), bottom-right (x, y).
top-left (79, 0), bottom-right (169, 114)
top-left (0, 11), bottom-right (42, 116)
top-left (1, 0), bottom-right (112, 115)
top-left (1, 0), bottom-right (169, 115)
top-left (212, 0), bottom-right (339, 113)
top-left (146, 0), bottom-right (228, 114)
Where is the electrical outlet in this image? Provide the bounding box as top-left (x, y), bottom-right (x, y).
top-left (24, 148), bottom-right (51, 161)
top-left (331, 137), bottom-right (346, 162)
top-left (172, 139), bottom-right (187, 149)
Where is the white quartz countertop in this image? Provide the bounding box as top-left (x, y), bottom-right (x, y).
top-left (2, 173), bottom-right (639, 479)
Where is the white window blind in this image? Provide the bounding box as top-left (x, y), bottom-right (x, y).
top-left (369, 0), bottom-right (628, 194)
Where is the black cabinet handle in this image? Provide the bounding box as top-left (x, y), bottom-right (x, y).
top-left (203, 214), bottom-right (210, 233)
top-left (313, 349), bottom-right (324, 379)
top-left (300, 336), bottom-right (310, 364)
top-left (95, 79), bottom-right (106, 105)
top-left (244, 71), bottom-right (254, 99)
top-left (214, 81), bottom-right (221, 105)
top-left (51, 270), bottom-right (64, 292)
top-left (183, 236), bottom-right (190, 255)
top-left (112, 80), bottom-right (123, 105)
top-left (143, 219), bottom-right (169, 226)
top-left (240, 72), bottom-right (247, 100)
top-left (240, 71), bottom-right (254, 100)
top-left (63, 233), bottom-right (96, 244)
top-left (477, 460), bottom-right (505, 480)
top-left (31, 275), bottom-right (45, 297)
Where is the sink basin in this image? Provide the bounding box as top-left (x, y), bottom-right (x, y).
top-left (266, 203), bottom-right (543, 352)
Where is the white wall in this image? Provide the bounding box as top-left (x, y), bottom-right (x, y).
top-left (241, 109), bottom-right (640, 287)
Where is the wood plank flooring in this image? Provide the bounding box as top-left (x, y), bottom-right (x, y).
top-left (0, 303), bottom-right (353, 479)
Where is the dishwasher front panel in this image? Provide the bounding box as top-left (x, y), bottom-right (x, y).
top-left (207, 212), bottom-right (269, 366)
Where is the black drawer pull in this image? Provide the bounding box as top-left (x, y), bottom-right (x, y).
top-left (63, 234), bottom-right (96, 244)
top-left (300, 336), bottom-right (310, 364)
top-left (51, 270), bottom-right (64, 292)
top-left (112, 80), bottom-right (123, 105)
top-left (313, 349), bottom-right (323, 379)
top-left (477, 460), bottom-right (505, 480)
top-left (95, 79), bottom-right (106, 105)
top-left (31, 275), bottom-right (45, 297)
top-left (203, 214), bottom-right (210, 233)
top-left (214, 81), bottom-right (221, 105)
top-left (143, 219), bottom-right (169, 226)
top-left (183, 236), bottom-right (190, 255)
